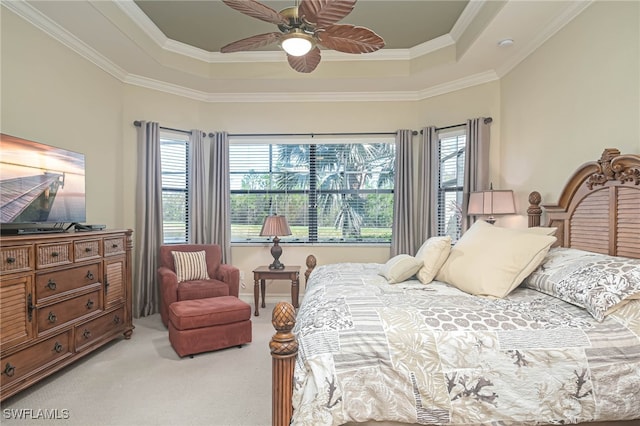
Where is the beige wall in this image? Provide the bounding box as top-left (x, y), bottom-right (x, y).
top-left (500, 0), bottom-right (640, 228)
top-left (1, 9), bottom-right (125, 227)
top-left (2, 2), bottom-right (638, 301)
top-left (120, 83), bottom-right (500, 298)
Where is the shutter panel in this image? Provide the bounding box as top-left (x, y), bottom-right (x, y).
top-left (570, 188), bottom-right (609, 254)
top-left (616, 187), bottom-right (640, 258)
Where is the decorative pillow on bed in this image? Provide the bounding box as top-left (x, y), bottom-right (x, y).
top-left (415, 236), bottom-right (451, 284)
top-left (172, 250), bottom-right (210, 283)
top-left (379, 254), bottom-right (423, 284)
top-left (523, 226), bottom-right (558, 236)
top-left (435, 220), bottom-right (556, 298)
top-left (524, 247), bottom-right (640, 321)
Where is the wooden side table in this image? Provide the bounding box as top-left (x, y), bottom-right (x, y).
top-left (252, 265), bottom-right (300, 316)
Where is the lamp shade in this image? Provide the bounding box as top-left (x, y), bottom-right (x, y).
top-left (260, 214), bottom-right (292, 237)
top-left (468, 190), bottom-right (516, 215)
top-left (468, 187), bottom-right (515, 224)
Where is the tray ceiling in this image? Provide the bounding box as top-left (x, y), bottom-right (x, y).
top-left (3, 0), bottom-right (592, 102)
top-left (134, 1), bottom-right (469, 52)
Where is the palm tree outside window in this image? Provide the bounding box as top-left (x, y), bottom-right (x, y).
top-left (229, 137), bottom-right (395, 244)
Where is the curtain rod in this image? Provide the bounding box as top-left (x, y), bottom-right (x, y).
top-left (133, 122), bottom-right (417, 137)
top-left (222, 130), bottom-right (418, 138)
top-left (422, 117), bottom-right (493, 134)
top-left (133, 121), bottom-right (206, 137)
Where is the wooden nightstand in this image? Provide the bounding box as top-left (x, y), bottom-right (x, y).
top-left (252, 265), bottom-right (300, 316)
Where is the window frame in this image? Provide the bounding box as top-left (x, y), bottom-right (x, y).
top-left (159, 131), bottom-right (189, 244)
top-left (229, 137), bottom-right (396, 245)
top-left (436, 128), bottom-right (466, 242)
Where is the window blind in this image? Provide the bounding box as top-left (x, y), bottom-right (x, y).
top-left (437, 131), bottom-right (466, 241)
top-left (229, 139), bottom-right (395, 243)
top-left (160, 133), bottom-right (189, 243)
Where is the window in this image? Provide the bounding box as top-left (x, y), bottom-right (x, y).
top-left (160, 131), bottom-right (189, 243)
top-left (229, 137), bottom-right (395, 244)
top-left (437, 129), bottom-right (466, 242)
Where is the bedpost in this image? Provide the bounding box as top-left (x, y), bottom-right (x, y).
top-left (270, 302), bottom-right (298, 426)
top-left (527, 191), bottom-right (542, 228)
top-left (305, 254), bottom-right (317, 285)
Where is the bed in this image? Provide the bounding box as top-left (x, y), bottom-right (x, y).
top-left (270, 148), bottom-right (640, 426)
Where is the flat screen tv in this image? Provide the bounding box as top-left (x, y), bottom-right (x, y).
top-left (0, 133), bottom-right (86, 232)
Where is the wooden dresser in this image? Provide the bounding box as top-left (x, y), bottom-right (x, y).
top-left (0, 229), bottom-right (134, 401)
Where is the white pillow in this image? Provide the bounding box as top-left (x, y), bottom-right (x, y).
top-left (435, 221), bottom-right (556, 298)
top-left (415, 236), bottom-right (451, 284)
top-left (172, 250), bottom-right (210, 283)
top-left (379, 254), bottom-right (423, 284)
top-left (522, 226), bottom-right (558, 236)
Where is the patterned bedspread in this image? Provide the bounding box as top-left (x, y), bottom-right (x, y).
top-left (291, 263), bottom-right (640, 426)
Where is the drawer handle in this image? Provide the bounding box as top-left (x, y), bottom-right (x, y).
top-left (3, 363), bottom-right (15, 377)
top-left (113, 315), bottom-right (121, 324)
top-left (47, 279), bottom-right (57, 290)
top-left (86, 299), bottom-right (94, 309)
top-left (53, 342), bottom-right (63, 353)
top-left (47, 312), bottom-right (57, 323)
top-left (82, 329), bottom-right (91, 339)
top-left (6, 257), bottom-right (16, 264)
top-left (51, 252), bottom-right (59, 257)
top-left (86, 271), bottom-right (94, 280)
top-left (112, 243), bottom-right (118, 249)
top-left (28, 294), bottom-right (35, 322)
top-left (85, 247), bottom-right (92, 253)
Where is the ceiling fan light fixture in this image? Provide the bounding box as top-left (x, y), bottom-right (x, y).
top-left (280, 30), bottom-right (314, 56)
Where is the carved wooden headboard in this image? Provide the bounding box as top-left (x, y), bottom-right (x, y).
top-left (528, 148), bottom-right (640, 259)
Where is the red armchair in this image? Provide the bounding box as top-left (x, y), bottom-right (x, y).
top-left (158, 244), bottom-right (240, 327)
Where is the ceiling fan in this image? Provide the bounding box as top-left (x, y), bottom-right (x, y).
top-left (220, 0), bottom-right (385, 73)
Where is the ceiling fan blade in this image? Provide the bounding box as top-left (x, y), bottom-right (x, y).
top-left (299, 0), bottom-right (356, 29)
top-left (287, 47), bottom-right (321, 73)
top-left (318, 24), bottom-right (384, 54)
top-left (222, 0), bottom-right (288, 26)
top-left (220, 32), bottom-right (282, 53)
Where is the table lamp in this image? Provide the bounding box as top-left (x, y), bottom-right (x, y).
top-left (260, 214), bottom-right (292, 270)
top-left (468, 184), bottom-right (516, 224)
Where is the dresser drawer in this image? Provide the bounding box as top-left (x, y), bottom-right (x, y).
top-left (35, 263), bottom-right (101, 303)
top-left (74, 239), bottom-right (101, 262)
top-left (103, 236), bottom-right (125, 256)
top-left (37, 242), bottom-right (72, 269)
top-left (0, 245), bottom-right (33, 275)
top-left (75, 307), bottom-right (125, 351)
top-left (0, 331), bottom-right (71, 388)
top-left (37, 289), bottom-right (102, 333)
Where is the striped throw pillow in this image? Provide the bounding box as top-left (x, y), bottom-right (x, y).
top-left (171, 250), bottom-right (209, 283)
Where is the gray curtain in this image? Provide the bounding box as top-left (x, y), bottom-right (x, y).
top-left (188, 129), bottom-right (207, 244)
top-left (414, 126), bottom-right (438, 253)
top-left (207, 131), bottom-right (232, 264)
top-left (462, 117), bottom-right (491, 231)
top-left (390, 129), bottom-right (415, 257)
top-left (134, 121), bottom-right (164, 318)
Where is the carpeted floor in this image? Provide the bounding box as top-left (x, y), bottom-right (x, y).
top-left (1, 305), bottom-right (275, 426)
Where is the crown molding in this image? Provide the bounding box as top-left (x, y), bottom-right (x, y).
top-left (416, 70), bottom-right (499, 100)
top-left (2, 0), bottom-right (128, 81)
top-left (450, 0), bottom-right (485, 42)
top-left (123, 69), bottom-right (499, 103)
top-left (114, 0), bottom-right (168, 48)
top-left (495, 0), bottom-right (593, 78)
